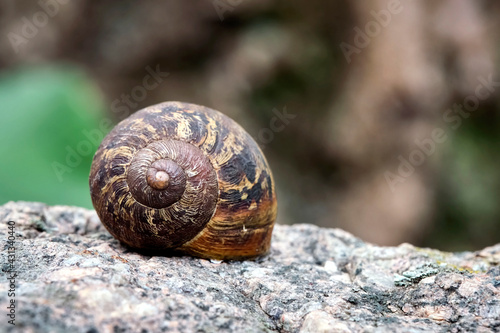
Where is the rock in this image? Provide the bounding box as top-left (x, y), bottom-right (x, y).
top-left (0, 201), bottom-right (499, 332)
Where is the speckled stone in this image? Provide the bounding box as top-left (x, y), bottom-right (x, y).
top-left (0, 201), bottom-right (499, 332)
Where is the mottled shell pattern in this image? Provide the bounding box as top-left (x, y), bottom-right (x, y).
top-left (89, 101), bottom-right (277, 260)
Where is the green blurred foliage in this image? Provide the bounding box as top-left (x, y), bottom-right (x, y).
top-left (0, 64), bottom-right (108, 208)
top-left (429, 108), bottom-right (500, 250)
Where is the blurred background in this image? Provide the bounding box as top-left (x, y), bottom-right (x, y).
top-left (1, 0), bottom-right (500, 251)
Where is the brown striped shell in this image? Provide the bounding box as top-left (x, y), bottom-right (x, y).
top-left (89, 101), bottom-right (277, 260)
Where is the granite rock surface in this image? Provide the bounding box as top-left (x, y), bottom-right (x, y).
top-left (0, 201), bottom-right (499, 332)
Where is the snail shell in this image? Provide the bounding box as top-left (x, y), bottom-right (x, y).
top-left (89, 101), bottom-right (277, 260)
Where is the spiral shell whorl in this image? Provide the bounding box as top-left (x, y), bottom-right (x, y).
top-left (126, 140), bottom-right (217, 210)
top-left (90, 101), bottom-right (277, 259)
